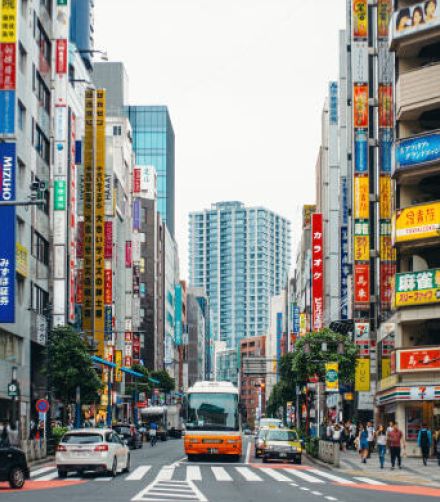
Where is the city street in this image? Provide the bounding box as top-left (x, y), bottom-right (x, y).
top-left (2, 438), bottom-right (440, 502)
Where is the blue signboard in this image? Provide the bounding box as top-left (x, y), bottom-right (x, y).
top-left (174, 284), bottom-right (182, 346)
top-left (75, 140), bottom-right (82, 164)
top-left (292, 305), bottom-right (300, 334)
top-left (340, 226), bottom-right (350, 320)
top-left (0, 143), bottom-right (16, 323)
top-left (380, 129), bottom-right (392, 173)
top-left (341, 176), bottom-right (348, 226)
top-left (354, 129), bottom-right (368, 173)
top-left (329, 82), bottom-right (338, 125)
top-left (133, 198), bottom-right (141, 230)
top-left (396, 132), bottom-right (440, 170)
top-left (0, 91), bottom-right (15, 135)
top-left (104, 306), bottom-right (112, 341)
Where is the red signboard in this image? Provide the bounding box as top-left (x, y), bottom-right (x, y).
top-left (354, 264), bottom-right (370, 306)
top-left (380, 262), bottom-right (396, 306)
top-left (133, 168), bottom-right (141, 194)
top-left (397, 348), bottom-right (440, 373)
top-left (379, 84), bottom-right (393, 128)
top-left (125, 332), bottom-right (132, 343)
top-left (125, 241), bottom-right (132, 268)
top-left (0, 43), bottom-right (16, 90)
top-left (104, 269), bottom-right (112, 305)
top-left (76, 269), bottom-right (84, 304)
top-left (104, 221), bottom-right (113, 259)
top-left (133, 333), bottom-right (140, 360)
top-left (56, 39), bottom-right (68, 74)
top-left (124, 356), bottom-right (132, 367)
top-left (312, 213), bottom-right (324, 331)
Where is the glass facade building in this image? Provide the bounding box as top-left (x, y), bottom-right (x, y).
top-left (189, 202), bottom-right (291, 350)
top-left (127, 106), bottom-right (175, 236)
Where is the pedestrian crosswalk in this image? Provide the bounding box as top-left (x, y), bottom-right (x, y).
top-left (30, 463), bottom-right (387, 488)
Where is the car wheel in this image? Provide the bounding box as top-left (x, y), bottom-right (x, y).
top-left (58, 469), bottom-right (68, 479)
top-left (262, 457), bottom-right (267, 463)
top-left (9, 466), bottom-right (26, 489)
top-left (123, 455), bottom-right (130, 473)
top-left (109, 457), bottom-right (117, 477)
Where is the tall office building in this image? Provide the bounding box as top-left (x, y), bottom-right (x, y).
top-left (69, 0), bottom-right (95, 70)
top-left (189, 202), bottom-right (291, 350)
top-left (127, 106), bottom-right (175, 237)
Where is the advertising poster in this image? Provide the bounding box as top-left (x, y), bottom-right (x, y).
top-left (354, 264), bottom-right (370, 306)
top-left (311, 213), bottom-right (324, 331)
top-left (114, 350), bottom-right (123, 383)
top-left (354, 129), bottom-right (368, 173)
top-left (0, 142), bottom-right (16, 323)
top-left (396, 347), bottom-right (440, 373)
top-left (379, 176), bottom-right (392, 219)
top-left (353, 84), bottom-right (369, 128)
top-left (381, 263), bottom-right (396, 305)
top-left (325, 362), bottom-right (339, 392)
top-left (355, 358), bottom-right (370, 391)
top-left (394, 202), bottom-right (440, 243)
top-left (378, 0), bottom-right (392, 38)
top-left (354, 235), bottom-right (369, 262)
top-left (380, 129), bottom-right (393, 173)
top-left (395, 132), bottom-right (440, 170)
top-left (379, 84), bottom-right (393, 127)
top-left (392, 1), bottom-right (440, 39)
top-left (395, 268), bottom-right (440, 307)
top-left (302, 204), bottom-right (315, 229)
top-left (354, 175), bottom-right (369, 219)
top-left (380, 235), bottom-right (395, 261)
top-left (353, 0), bottom-right (368, 39)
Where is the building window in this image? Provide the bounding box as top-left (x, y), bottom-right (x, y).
top-left (113, 125), bottom-right (122, 136)
top-left (18, 42), bottom-right (27, 74)
top-left (18, 100), bottom-right (26, 131)
top-left (35, 72), bottom-right (50, 113)
top-left (0, 332), bottom-right (23, 364)
top-left (31, 283), bottom-right (49, 315)
top-left (32, 230), bottom-right (49, 266)
top-left (34, 124), bottom-right (50, 163)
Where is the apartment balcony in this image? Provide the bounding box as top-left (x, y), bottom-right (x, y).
top-left (396, 62), bottom-right (440, 121)
top-left (394, 129), bottom-right (440, 182)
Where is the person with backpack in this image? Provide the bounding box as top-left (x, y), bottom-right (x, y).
top-left (418, 424), bottom-right (432, 466)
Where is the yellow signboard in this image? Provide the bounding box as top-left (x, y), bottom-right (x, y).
top-left (379, 235), bottom-right (396, 261)
top-left (379, 176), bottom-right (391, 219)
top-left (354, 235), bottom-right (369, 261)
top-left (325, 362), bottom-right (339, 392)
top-left (15, 242), bottom-right (28, 277)
top-left (355, 358), bottom-right (370, 391)
top-left (395, 268), bottom-right (440, 308)
top-left (382, 359), bottom-right (391, 379)
top-left (354, 176), bottom-right (369, 219)
top-left (0, 0), bottom-right (17, 43)
top-left (115, 350), bottom-right (123, 383)
top-left (394, 201), bottom-right (440, 243)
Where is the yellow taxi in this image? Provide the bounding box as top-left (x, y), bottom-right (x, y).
top-left (262, 428), bottom-right (302, 464)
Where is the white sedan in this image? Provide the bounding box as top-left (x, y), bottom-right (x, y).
top-left (55, 429), bottom-right (130, 477)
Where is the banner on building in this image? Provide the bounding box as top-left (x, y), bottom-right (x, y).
top-left (114, 350), bottom-right (123, 383)
top-left (354, 264), bottom-right (370, 307)
top-left (379, 176), bottom-right (392, 218)
top-left (354, 129), bottom-right (368, 173)
top-left (354, 175), bottom-right (369, 219)
top-left (353, 84), bottom-right (369, 128)
top-left (380, 263), bottom-right (396, 306)
top-left (394, 202), bottom-right (440, 243)
top-left (396, 347), bottom-right (440, 373)
top-left (355, 358), bottom-right (370, 391)
top-left (353, 0), bottom-right (368, 39)
top-left (395, 132), bottom-right (440, 171)
top-left (377, 0), bottom-right (392, 38)
top-left (378, 84), bottom-right (393, 127)
top-left (354, 235), bottom-right (369, 262)
top-left (311, 213), bottom-right (323, 331)
top-left (395, 268), bottom-right (440, 307)
top-left (391, 1), bottom-right (440, 40)
top-left (325, 362), bottom-right (339, 392)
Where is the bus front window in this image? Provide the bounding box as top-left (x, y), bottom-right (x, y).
top-left (186, 393), bottom-right (239, 431)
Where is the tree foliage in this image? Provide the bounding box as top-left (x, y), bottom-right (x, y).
top-left (46, 326), bottom-right (102, 406)
top-left (151, 369), bottom-right (175, 394)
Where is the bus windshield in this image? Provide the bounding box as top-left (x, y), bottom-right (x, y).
top-left (186, 393), bottom-right (239, 431)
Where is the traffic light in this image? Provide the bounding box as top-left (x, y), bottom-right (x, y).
top-left (30, 180), bottom-right (46, 201)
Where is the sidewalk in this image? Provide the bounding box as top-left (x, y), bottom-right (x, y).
top-left (339, 449), bottom-right (440, 486)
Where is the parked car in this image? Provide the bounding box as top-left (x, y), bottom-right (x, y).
top-left (254, 428), bottom-right (268, 458)
top-left (112, 424), bottom-right (143, 450)
top-left (55, 429), bottom-right (130, 477)
top-left (262, 428), bottom-right (302, 464)
top-left (0, 446), bottom-right (30, 489)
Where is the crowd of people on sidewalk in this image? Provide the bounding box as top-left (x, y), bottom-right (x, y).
top-left (324, 420), bottom-right (440, 469)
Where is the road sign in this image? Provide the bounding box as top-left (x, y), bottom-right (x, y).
top-left (7, 381), bottom-right (19, 397)
top-left (36, 399), bottom-right (50, 414)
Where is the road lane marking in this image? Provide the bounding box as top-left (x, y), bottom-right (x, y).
top-left (156, 465), bottom-right (175, 481)
top-left (126, 465), bottom-right (152, 481)
top-left (283, 469), bottom-right (324, 484)
top-left (290, 482), bottom-right (299, 487)
top-left (30, 466), bottom-right (55, 478)
top-left (245, 441), bottom-right (252, 464)
top-left (324, 497), bottom-right (338, 501)
top-left (308, 469), bottom-right (354, 484)
top-left (186, 465), bottom-right (202, 481)
top-left (211, 467), bottom-right (233, 481)
top-left (235, 466), bottom-right (263, 481)
top-left (95, 477), bottom-right (113, 481)
top-left (311, 491), bottom-right (323, 496)
top-left (353, 477), bottom-right (386, 485)
top-left (263, 468), bottom-right (292, 482)
top-left (300, 486), bottom-right (310, 491)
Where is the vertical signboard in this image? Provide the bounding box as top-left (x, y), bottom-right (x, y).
top-left (0, 0), bottom-right (16, 135)
top-left (353, 0), bottom-right (368, 39)
top-left (312, 213), bottom-right (324, 331)
top-left (0, 143), bottom-right (16, 322)
top-left (68, 112), bottom-right (77, 323)
top-left (175, 284), bottom-right (182, 346)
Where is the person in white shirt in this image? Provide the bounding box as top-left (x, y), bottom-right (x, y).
top-left (367, 421), bottom-right (375, 458)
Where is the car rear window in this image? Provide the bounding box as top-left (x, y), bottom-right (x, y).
top-left (114, 427), bottom-right (131, 435)
top-left (61, 433), bottom-right (103, 444)
top-left (266, 430), bottom-right (298, 441)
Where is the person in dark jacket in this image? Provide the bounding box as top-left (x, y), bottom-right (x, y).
top-left (418, 424), bottom-right (432, 466)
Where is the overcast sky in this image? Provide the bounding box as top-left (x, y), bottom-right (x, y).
top-left (94, 0), bottom-right (346, 278)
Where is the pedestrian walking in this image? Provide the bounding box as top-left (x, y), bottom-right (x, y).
top-left (358, 424), bottom-right (369, 463)
top-left (367, 421), bottom-right (375, 458)
top-left (436, 430), bottom-right (440, 466)
top-left (376, 425), bottom-right (387, 469)
top-left (418, 424), bottom-right (432, 466)
top-left (386, 421), bottom-right (394, 435)
top-left (332, 423), bottom-right (342, 450)
top-left (388, 422), bottom-right (404, 469)
top-left (149, 421), bottom-right (158, 447)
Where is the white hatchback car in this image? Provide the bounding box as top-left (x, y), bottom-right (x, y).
top-left (55, 429), bottom-right (130, 478)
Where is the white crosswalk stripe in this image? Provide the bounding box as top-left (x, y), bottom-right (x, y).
top-left (211, 466), bottom-right (233, 481)
top-left (235, 466), bottom-right (263, 481)
top-left (125, 465), bottom-right (152, 481)
top-left (282, 468), bottom-right (324, 484)
top-left (307, 468), bottom-right (355, 484)
top-left (156, 465), bottom-right (175, 481)
top-left (187, 465), bottom-right (202, 481)
top-left (353, 477), bottom-right (387, 485)
top-left (262, 468), bottom-right (292, 482)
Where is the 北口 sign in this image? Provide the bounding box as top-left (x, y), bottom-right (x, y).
top-left (395, 269), bottom-right (440, 307)
top-left (396, 347), bottom-right (440, 373)
top-left (394, 202), bottom-right (440, 243)
top-left (395, 132), bottom-right (440, 171)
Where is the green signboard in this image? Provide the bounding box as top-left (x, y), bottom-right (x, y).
top-left (57, 0), bottom-right (68, 5)
top-left (54, 180), bottom-right (66, 210)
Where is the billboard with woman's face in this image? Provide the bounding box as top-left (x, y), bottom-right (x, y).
top-left (393, 0), bottom-right (440, 38)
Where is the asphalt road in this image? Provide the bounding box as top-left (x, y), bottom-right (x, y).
top-left (1, 437), bottom-right (439, 501)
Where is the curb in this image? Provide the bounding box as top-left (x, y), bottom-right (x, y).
top-left (305, 453), bottom-right (339, 470)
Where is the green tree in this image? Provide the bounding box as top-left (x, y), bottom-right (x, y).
top-left (46, 326), bottom-right (102, 420)
top-left (291, 328), bottom-right (358, 384)
top-left (126, 363), bottom-right (152, 396)
top-left (150, 369), bottom-right (175, 394)
top-left (266, 353), bottom-right (298, 418)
